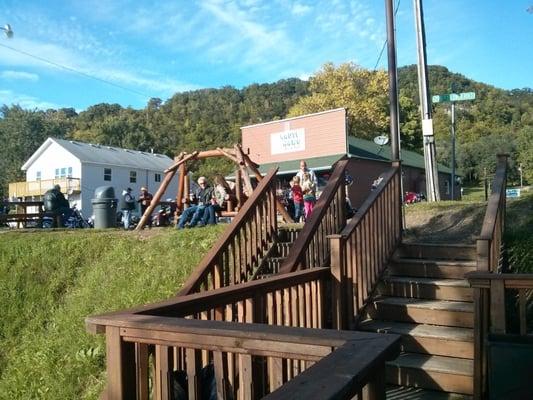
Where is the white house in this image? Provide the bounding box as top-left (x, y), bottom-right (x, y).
top-left (13, 137), bottom-right (178, 217)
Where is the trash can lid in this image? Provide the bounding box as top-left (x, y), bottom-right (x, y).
top-left (94, 186), bottom-right (116, 199)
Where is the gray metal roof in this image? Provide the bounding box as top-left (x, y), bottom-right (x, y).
top-left (22, 137), bottom-right (174, 171)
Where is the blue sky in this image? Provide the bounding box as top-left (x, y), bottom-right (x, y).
top-left (0, 0), bottom-right (531, 111)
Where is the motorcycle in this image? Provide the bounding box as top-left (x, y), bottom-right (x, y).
top-left (42, 205), bottom-right (92, 229)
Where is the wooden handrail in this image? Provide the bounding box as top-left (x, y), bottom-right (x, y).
top-left (472, 154), bottom-right (509, 400)
top-left (478, 154), bottom-right (508, 241)
top-left (279, 158), bottom-right (350, 274)
top-left (87, 267), bottom-right (330, 333)
top-left (89, 314), bottom-right (400, 400)
top-left (340, 165), bottom-right (399, 238)
top-left (178, 167), bottom-right (279, 295)
top-left (329, 165), bottom-right (402, 329)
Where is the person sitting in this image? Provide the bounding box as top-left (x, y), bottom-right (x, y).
top-left (201, 174), bottom-right (233, 225)
top-left (43, 184), bottom-right (71, 227)
top-left (176, 176), bottom-right (213, 229)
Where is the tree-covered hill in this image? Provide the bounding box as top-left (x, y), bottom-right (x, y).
top-left (1, 64), bottom-right (531, 198)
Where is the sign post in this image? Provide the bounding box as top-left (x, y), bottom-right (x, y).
top-left (432, 91), bottom-right (475, 200)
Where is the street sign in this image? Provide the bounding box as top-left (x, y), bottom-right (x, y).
top-left (506, 188), bottom-right (521, 198)
top-left (432, 92), bottom-right (476, 103)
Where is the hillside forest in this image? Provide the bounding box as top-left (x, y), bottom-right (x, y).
top-left (1, 63), bottom-right (532, 198)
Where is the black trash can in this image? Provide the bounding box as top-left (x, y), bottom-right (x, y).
top-left (91, 186), bottom-right (117, 229)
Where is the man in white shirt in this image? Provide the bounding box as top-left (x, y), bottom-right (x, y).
top-left (296, 160), bottom-right (318, 188)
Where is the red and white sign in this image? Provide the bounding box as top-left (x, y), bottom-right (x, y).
top-left (241, 108), bottom-right (347, 164)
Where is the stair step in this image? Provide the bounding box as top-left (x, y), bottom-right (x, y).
top-left (396, 243), bottom-right (476, 261)
top-left (359, 320), bottom-right (473, 359)
top-left (276, 242), bottom-right (292, 257)
top-left (386, 385), bottom-right (472, 399)
top-left (277, 225), bottom-right (303, 243)
top-left (389, 259), bottom-right (476, 279)
top-left (387, 354), bottom-right (473, 395)
top-left (380, 277), bottom-right (473, 302)
top-left (366, 297), bottom-right (474, 328)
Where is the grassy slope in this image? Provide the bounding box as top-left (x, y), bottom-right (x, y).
top-left (0, 226), bottom-right (225, 400)
top-left (403, 189), bottom-right (533, 272)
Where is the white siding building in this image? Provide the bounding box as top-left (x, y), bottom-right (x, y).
top-left (16, 138), bottom-right (178, 217)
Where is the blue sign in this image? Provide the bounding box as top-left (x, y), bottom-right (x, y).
top-left (506, 188), bottom-right (521, 198)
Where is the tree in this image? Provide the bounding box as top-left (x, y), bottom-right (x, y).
top-left (288, 62), bottom-right (389, 139)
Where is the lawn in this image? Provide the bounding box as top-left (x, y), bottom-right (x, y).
top-left (0, 226), bottom-right (225, 400)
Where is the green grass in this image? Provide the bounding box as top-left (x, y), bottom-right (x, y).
top-left (461, 186), bottom-right (486, 202)
top-left (505, 190), bottom-right (533, 273)
top-left (0, 226), bottom-right (225, 400)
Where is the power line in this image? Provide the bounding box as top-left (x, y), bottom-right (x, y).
top-left (0, 42), bottom-right (152, 99)
top-left (373, 0), bottom-right (401, 70)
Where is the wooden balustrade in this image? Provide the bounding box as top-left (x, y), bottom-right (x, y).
top-left (178, 168), bottom-right (279, 295)
top-left (467, 273), bottom-right (533, 336)
top-left (279, 158), bottom-right (349, 274)
top-left (328, 164), bottom-right (402, 329)
top-left (471, 154), bottom-right (509, 400)
top-left (87, 288), bottom-right (400, 399)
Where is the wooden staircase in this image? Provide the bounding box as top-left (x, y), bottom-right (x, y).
top-left (359, 242), bottom-right (477, 398)
top-left (254, 225), bottom-right (303, 278)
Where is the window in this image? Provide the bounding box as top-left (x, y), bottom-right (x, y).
top-left (67, 167), bottom-right (73, 177)
top-left (444, 179), bottom-right (450, 195)
top-left (60, 168), bottom-right (67, 178)
top-left (36, 171), bottom-right (41, 181)
top-left (55, 168), bottom-right (60, 179)
top-left (130, 171), bottom-right (137, 183)
top-left (104, 168), bottom-right (112, 181)
top-left (155, 173), bottom-right (161, 183)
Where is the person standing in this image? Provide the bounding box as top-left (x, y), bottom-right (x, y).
top-left (120, 187), bottom-right (136, 230)
top-left (296, 160), bottom-right (318, 190)
top-left (138, 187), bottom-right (154, 228)
top-left (301, 172), bottom-right (317, 220)
top-left (290, 176), bottom-right (304, 223)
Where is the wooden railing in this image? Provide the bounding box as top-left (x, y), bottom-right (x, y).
top-left (476, 154), bottom-right (508, 273)
top-left (279, 158), bottom-right (349, 274)
top-left (87, 267), bottom-right (400, 400)
top-left (328, 163), bottom-right (402, 329)
top-left (0, 201), bottom-right (44, 228)
top-left (471, 154), bottom-right (508, 400)
top-left (467, 273), bottom-right (533, 336)
top-left (9, 177), bottom-right (81, 197)
top-left (178, 168), bottom-right (279, 295)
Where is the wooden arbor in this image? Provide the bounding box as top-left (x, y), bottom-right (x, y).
top-left (135, 144), bottom-right (292, 230)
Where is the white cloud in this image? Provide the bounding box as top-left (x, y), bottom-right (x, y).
top-left (0, 89), bottom-right (63, 110)
top-left (292, 3), bottom-right (312, 16)
top-left (0, 70), bottom-right (39, 82)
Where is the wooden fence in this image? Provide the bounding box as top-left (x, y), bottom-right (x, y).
top-left (87, 267), bottom-right (400, 400)
top-left (178, 168), bottom-right (279, 295)
top-left (328, 163), bottom-right (402, 329)
top-left (279, 158), bottom-right (349, 274)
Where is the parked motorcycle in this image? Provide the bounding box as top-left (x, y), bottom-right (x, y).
top-left (42, 205), bottom-right (92, 229)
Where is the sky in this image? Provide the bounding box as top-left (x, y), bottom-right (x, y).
top-left (0, 0), bottom-right (531, 111)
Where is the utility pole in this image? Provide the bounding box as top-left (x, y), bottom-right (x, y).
top-left (450, 101), bottom-right (456, 200)
top-left (386, 0), bottom-right (400, 161)
top-left (413, 0), bottom-right (440, 201)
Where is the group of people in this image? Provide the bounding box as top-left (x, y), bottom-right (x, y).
top-left (177, 174), bottom-right (234, 229)
top-left (290, 160), bottom-right (318, 222)
top-left (119, 186), bottom-right (153, 229)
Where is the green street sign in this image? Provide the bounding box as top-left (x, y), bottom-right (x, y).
top-left (432, 92), bottom-right (476, 103)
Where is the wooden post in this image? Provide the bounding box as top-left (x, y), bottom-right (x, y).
top-left (235, 169), bottom-right (242, 209)
top-left (490, 279), bottom-right (506, 334)
top-left (105, 327), bottom-right (136, 400)
top-left (176, 163), bottom-right (186, 214)
top-left (364, 368), bottom-right (386, 400)
top-left (476, 239), bottom-right (490, 272)
top-left (473, 287), bottom-right (483, 400)
top-left (329, 234), bottom-right (346, 330)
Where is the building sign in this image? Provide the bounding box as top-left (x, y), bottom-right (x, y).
top-left (270, 128), bottom-right (305, 155)
top-left (506, 188), bottom-right (521, 198)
